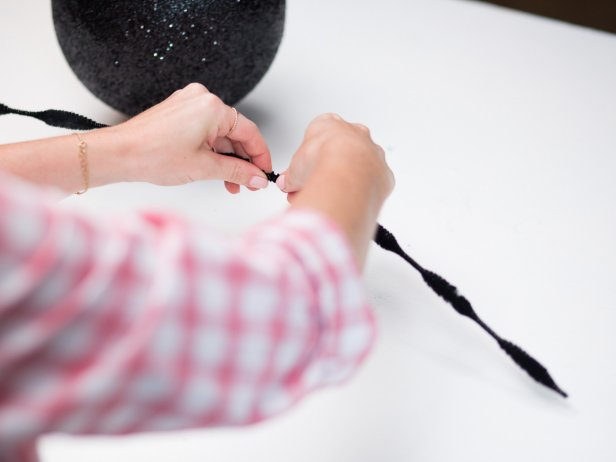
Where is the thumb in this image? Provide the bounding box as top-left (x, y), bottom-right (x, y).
top-left (212, 155), bottom-right (269, 189)
top-left (274, 170), bottom-right (298, 194)
top-left (275, 164), bottom-right (307, 194)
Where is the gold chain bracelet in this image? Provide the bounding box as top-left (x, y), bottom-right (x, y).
top-left (73, 133), bottom-right (89, 195)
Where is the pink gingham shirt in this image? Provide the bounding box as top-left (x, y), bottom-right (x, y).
top-left (0, 172), bottom-right (376, 461)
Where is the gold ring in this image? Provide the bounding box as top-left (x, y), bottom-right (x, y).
top-left (226, 107), bottom-right (238, 137)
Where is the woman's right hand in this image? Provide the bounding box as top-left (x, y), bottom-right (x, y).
top-left (276, 113), bottom-right (395, 268)
top-left (275, 113), bottom-right (394, 202)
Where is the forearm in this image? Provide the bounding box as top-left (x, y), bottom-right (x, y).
top-left (0, 127), bottom-right (130, 194)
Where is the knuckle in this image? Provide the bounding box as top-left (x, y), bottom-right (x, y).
top-left (319, 112), bottom-right (342, 122)
top-left (307, 114), bottom-right (344, 137)
top-left (355, 123), bottom-right (370, 133)
top-left (246, 118), bottom-right (258, 131)
top-left (198, 93), bottom-right (221, 112)
top-left (184, 82), bottom-right (208, 94)
top-left (239, 117), bottom-right (256, 135)
top-left (389, 169), bottom-right (396, 189)
top-left (227, 161), bottom-right (244, 183)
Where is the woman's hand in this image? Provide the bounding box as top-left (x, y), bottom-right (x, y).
top-left (107, 83), bottom-right (272, 193)
top-left (276, 113), bottom-right (394, 202)
top-left (276, 113), bottom-right (394, 268)
top-left (0, 83), bottom-right (272, 195)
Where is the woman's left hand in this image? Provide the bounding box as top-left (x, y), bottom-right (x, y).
top-left (105, 82), bottom-right (272, 193)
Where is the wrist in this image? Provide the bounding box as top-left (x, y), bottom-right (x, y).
top-left (83, 126), bottom-right (136, 187)
top-left (291, 159), bottom-right (385, 269)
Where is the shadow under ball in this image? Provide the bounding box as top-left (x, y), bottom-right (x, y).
top-left (52, 0), bottom-right (286, 116)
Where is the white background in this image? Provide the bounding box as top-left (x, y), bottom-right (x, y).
top-left (1, 0), bottom-right (616, 460)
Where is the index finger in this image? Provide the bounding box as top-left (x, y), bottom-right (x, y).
top-left (224, 110), bottom-right (272, 173)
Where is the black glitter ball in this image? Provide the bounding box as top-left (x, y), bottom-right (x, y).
top-left (52, 0), bottom-right (286, 115)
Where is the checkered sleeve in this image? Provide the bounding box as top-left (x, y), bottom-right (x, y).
top-left (0, 172), bottom-right (376, 461)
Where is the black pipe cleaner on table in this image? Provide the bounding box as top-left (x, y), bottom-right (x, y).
top-left (373, 225), bottom-right (568, 398)
top-left (0, 102), bottom-right (107, 130)
top-left (0, 103), bottom-right (567, 398)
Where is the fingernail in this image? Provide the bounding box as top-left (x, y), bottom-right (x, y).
top-left (249, 176), bottom-right (268, 189)
top-left (276, 174), bottom-right (286, 192)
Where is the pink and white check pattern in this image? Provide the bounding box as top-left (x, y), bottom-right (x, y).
top-left (0, 172), bottom-right (376, 462)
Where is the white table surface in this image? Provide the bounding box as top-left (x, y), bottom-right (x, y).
top-left (2, 0), bottom-right (616, 461)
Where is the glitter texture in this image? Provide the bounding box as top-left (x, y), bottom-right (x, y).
top-left (52, 0), bottom-right (286, 115)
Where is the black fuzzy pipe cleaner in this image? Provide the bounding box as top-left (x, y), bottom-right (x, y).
top-left (374, 225), bottom-right (568, 398)
top-left (0, 102), bottom-right (107, 130)
top-left (0, 103), bottom-right (567, 397)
